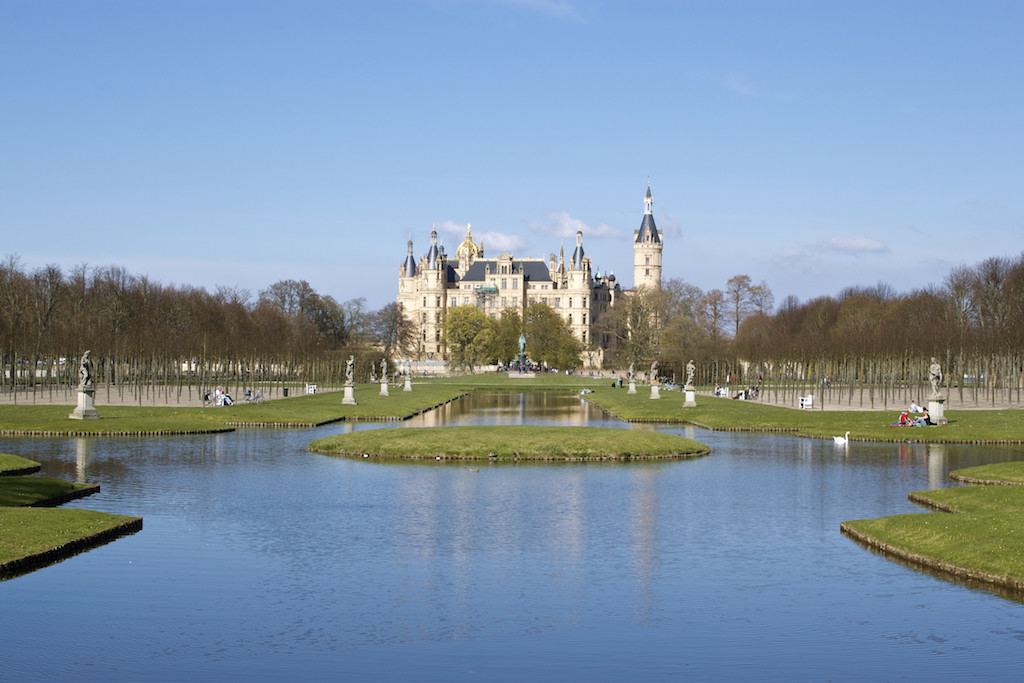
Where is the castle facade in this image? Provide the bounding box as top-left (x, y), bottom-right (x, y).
top-left (397, 184), bottom-right (663, 364)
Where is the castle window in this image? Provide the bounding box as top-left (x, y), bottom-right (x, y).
top-left (423, 297), bottom-right (426, 307)
top-left (568, 314), bottom-right (572, 325)
top-left (542, 297), bottom-right (548, 305)
top-left (501, 279), bottom-right (507, 289)
top-left (582, 314), bottom-right (587, 324)
top-left (513, 280), bottom-right (519, 289)
top-left (645, 257), bottom-right (650, 265)
top-left (436, 297), bottom-right (441, 307)
top-left (582, 331), bottom-right (587, 342)
top-left (450, 298), bottom-right (456, 307)
top-left (464, 296), bottom-right (470, 305)
top-left (501, 297), bottom-right (507, 307)
top-left (645, 269), bottom-right (650, 276)
top-left (554, 298), bottom-right (560, 308)
top-left (568, 297), bottom-right (573, 308)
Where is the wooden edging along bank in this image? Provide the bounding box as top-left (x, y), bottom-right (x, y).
top-left (0, 465), bottom-right (41, 477)
top-left (839, 521), bottom-right (1024, 594)
top-left (22, 484), bottom-right (102, 508)
top-left (0, 517), bottom-right (143, 581)
top-left (225, 393), bottom-right (469, 429)
top-left (0, 428), bottom-right (236, 437)
top-left (310, 449), bottom-right (711, 462)
top-left (949, 474), bottom-right (1024, 486)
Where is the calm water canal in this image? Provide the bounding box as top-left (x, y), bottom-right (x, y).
top-left (4, 392), bottom-right (1024, 681)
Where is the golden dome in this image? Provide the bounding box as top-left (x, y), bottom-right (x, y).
top-left (456, 223), bottom-right (482, 259)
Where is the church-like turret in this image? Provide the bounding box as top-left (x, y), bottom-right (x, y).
top-left (633, 182), bottom-right (663, 291)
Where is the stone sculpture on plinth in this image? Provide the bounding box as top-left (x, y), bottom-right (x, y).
top-left (684, 359), bottom-right (697, 407)
top-left (379, 357), bottom-right (389, 396)
top-left (403, 360), bottom-right (412, 392)
top-left (69, 350), bottom-right (100, 419)
top-left (627, 362), bottom-right (637, 394)
top-left (649, 360), bottom-right (660, 399)
top-left (342, 354), bottom-right (357, 405)
top-left (927, 356), bottom-right (946, 423)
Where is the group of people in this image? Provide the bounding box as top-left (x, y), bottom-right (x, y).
top-left (892, 400), bottom-right (934, 427)
top-left (203, 387), bottom-right (263, 407)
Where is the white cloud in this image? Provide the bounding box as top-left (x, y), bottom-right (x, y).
top-left (659, 212), bottom-right (681, 239)
top-left (816, 236), bottom-right (888, 255)
top-left (475, 0), bottom-right (581, 20)
top-left (526, 210), bottom-right (626, 240)
top-left (481, 231), bottom-right (529, 254)
top-left (774, 247), bottom-right (824, 276)
top-left (724, 71), bottom-right (758, 97)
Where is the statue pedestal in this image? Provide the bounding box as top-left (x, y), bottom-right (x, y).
top-left (928, 397), bottom-right (947, 425)
top-left (379, 381), bottom-right (389, 397)
top-left (650, 385), bottom-right (660, 400)
top-left (342, 385), bottom-right (357, 405)
top-left (69, 388), bottom-right (100, 420)
top-left (684, 390), bottom-right (696, 407)
top-left (404, 377), bottom-right (412, 392)
top-left (627, 381), bottom-right (637, 395)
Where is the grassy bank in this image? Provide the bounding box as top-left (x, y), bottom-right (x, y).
top-left (0, 476), bottom-right (99, 507)
top-left (309, 425), bottom-right (709, 461)
top-left (0, 453), bottom-right (41, 476)
top-left (0, 462), bottom-right (142, 579)
top-left (0, 385), bottom-right (467, 435)
top-left (583, 390), bottom-right (1024, 443)
top-left (0, 508), bottom-right (142, 578)
top-left (218, 385), bottom-right (467, 426)
top-left (841, 462), bottom-right (1024, 592)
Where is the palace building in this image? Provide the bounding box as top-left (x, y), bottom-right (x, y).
top-left (397, 184), bottom-right (664, 363)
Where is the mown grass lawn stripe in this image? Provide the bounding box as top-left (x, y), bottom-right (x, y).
top-left (310, 425), bottom-right (709, 461)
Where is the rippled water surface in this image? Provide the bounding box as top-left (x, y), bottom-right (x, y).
top-left (4, 392), bottom-right (1024, 681)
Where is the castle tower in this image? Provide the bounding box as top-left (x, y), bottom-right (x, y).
top-left (633, 182), bottom-right (662, 291)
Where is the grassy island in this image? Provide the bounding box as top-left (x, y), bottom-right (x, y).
top-left (841, 461), bottom-right (1024, 593)
top-left (0, 385), bottom-right (467, 435)
top-left (0, 464), bottom-right (142, 579)
top-left (582, 390), bottom-right (1024, 444)
top-left (0, 453), bottom-right (42, 476)
top-left (309, 425), bottom-right (709, 462)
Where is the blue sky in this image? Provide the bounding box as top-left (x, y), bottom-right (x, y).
top-left (3, 0), bottom-right (1021, 310)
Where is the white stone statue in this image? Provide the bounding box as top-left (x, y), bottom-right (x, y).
top-left (929, 357), bottom-right (943, 398)
top-left (78, 350), bottom-right (93, 390)
top-left (346, 355), bottom-right (355, 385)
top-left (685, 359), bottom-right (695, 389)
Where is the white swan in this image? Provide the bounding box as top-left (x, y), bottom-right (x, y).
top-left (833, 431), bottom-right (850, 445)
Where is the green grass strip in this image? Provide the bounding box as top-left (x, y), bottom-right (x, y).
top-left (583, 391), bottom-right (1024, 443)
top-left (0, 453), bottom-right (41, 476)
top-left (842, 461), bottom-right (1024, 592)
top-left (218, 385), bottom-right (468, 426)
top-left (0, 477), bottom-right (99, 507)
top-left (0, 508), bottom-right (142, 577)
top-left (0, 385), bottom-right (467, 434)
top-left (309, 425), bottom-right (709, 461)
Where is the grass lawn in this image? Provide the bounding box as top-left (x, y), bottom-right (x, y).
top-left (217, 384), bottom-right (467, 426)
top-left (309, 425), bottom-right (709, 461)
top-left (0, 464), bottom-right (142, 579)
top-left (0, 453), bottom-right (41, 475)
top-left (0, 476), bottom-right (98, 507)
top-left (0, 385), bottom-right (467, 434)
top-left (0, 507), bottom-right (142, 574)
top-left (583, 390), bottom-right (1024, 443)
top-left (842, 461), bottom-right (1024, 590)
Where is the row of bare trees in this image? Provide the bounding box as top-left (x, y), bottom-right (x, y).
top-left (0, 256), bottom-right (412, 403)
top-left (607, 253), bottom-right (1024, 408)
